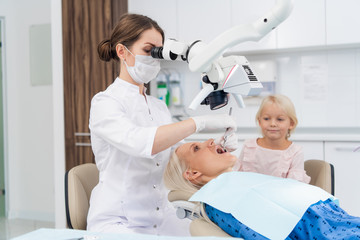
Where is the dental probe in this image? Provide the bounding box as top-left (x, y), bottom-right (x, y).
top-left (222, 107), bottom-right (233, 151)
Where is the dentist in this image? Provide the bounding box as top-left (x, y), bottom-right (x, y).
top-left (87, 13), bottom-right (237, 236)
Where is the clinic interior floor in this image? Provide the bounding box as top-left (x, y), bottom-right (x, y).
top-left (0, 217), bottom-right (54, 240)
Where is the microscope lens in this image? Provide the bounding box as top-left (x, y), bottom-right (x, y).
top-left (151, 47), bottom-right (163, 59)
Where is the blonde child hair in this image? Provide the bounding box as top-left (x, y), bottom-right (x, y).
top-left (255, 94), bottom-right (298, 139)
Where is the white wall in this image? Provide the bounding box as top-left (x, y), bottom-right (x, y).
top-left (0, 0), bottom-right (54, 221)
top-left (51, 0), bottom-right (66, 228)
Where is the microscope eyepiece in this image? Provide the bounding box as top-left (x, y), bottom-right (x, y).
top-left (151, 47), bottom-right (164, 59)
top-left (151, 46), bottom-right (179, 60)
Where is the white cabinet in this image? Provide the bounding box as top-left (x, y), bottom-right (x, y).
top-left (229, 0), bottom-right (277, 52)
top-left (128, 0), bottom-right (178, 39)
top-left (277, 0), bottom-right (326, 48)
top-left (177, 0), bottom-right (232, 43)
top-left (277, 0), bottom-right (360, 48)
top-left (128, 0), bottom-right (232, 45)
top-left (325, 141), bottom-right (360, 216)
top-left (326, 0), bottom-right (360, 45)
top-left (128, 0), bottom-right (360, 51)
top-left (294, 141), bottom-right (324, 160)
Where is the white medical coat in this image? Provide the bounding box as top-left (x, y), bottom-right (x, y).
top-left (87, 78), bottom-right (190, 235)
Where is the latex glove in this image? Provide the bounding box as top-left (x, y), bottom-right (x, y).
top-left (192, 114), bottom-right (237, 133)
top-left (214, 129), bottom-right (239, 152)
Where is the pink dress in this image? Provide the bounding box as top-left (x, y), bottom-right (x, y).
top-left (238, 139), bottom-right (311, 183)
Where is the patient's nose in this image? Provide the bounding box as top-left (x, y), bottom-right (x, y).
top-left (205, 139), bottom-right (215, 147)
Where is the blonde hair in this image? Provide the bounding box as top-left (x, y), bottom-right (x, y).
top-left (163, 149), bottom-right (228, 227)
top-left (163, 151), bottom-right (203, 195)
top-left (256, 94), bottom-right (298, 138)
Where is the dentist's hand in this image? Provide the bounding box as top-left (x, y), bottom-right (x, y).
top-left (214, 129), bottom-right (239, 152)
top-left (191, 114), bottom-right (237, 133)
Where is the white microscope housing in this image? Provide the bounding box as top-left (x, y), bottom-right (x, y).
top-left (151, 0), bottom-right (294, 110)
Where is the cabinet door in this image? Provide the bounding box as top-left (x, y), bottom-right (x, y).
top-left (277, 0), bottom-right (326, 48)
top-left (230, 0), bottom-right (277, 52)
top-left (177, 0), bottom-right (232, 43)
top-left (325, 141), bottom-right (360, 216)
top-left (326, 0), bottom-right (360, 45)
top-left (128, 0), bottom-right (178, 39)
top-left (294, 141), bottom-right (324, 161)
top-left (62, 0), bottom-right (127, 171)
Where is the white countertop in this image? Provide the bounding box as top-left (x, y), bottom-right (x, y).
top-left (185, 127), bottom-right (360, 142)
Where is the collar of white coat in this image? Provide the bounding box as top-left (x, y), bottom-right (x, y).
top-left (115, 77), bottom-right (147, 95)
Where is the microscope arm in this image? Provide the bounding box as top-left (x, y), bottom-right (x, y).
top-left (188, 0), bottom-right (293, 73)
top-left (188, 84), bottom-right (215, 110)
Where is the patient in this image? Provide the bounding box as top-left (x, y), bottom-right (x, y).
top-left (164, 139), bottom-right (360, 239)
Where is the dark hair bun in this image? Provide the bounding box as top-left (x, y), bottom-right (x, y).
top-left (97, 39), bottom-right (114, 62)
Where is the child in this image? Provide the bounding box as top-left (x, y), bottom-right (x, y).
top-left (238, 94), bottom-right (310, 183)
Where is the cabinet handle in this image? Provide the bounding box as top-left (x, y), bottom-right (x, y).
top-left (75, 132), bottom-right (90, 136)
top-left (334, 147), bottom-right (360, 152)
top-left (75, 142), bottom-right (91, 147)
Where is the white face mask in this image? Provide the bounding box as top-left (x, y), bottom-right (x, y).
top-left (123, 46), bottom-right (161, 84)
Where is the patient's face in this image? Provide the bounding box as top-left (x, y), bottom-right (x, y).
top-left (176, 139), bottom-right (237, 181)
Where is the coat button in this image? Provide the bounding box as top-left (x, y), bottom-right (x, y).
top-left (153, 224), bottom-right (157, 228)
top-left (156, 162), bottom-right (160, 166)
top-left (156, 207), bottom-right (160, 211)
top-left (153, 185), bottom-right (156, 189)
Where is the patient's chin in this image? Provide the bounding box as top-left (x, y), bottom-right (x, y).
top-left (228, 155), bottom-right (237, 165)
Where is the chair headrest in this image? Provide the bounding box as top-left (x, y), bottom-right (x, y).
top-left (168, 190), bottom-right (194, 202)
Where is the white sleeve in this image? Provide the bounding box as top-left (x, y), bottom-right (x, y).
top-left (89, 96), bottom-right (157, 158)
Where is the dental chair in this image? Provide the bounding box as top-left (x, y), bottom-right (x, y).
top-left (168, 159), bottom-right (335, 237)
top-left (65, 163), bottom-right (99, 230)
top-left (305, 159), bottom-right (334, 195)
top-left (168, 189), bottom-right (232, 238)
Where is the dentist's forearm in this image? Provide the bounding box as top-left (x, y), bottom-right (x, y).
top-left (152, 118), bottom-right (196, 155)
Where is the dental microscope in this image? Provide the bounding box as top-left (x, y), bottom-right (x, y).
top-left (151, 0), bottom-right (294, 110)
